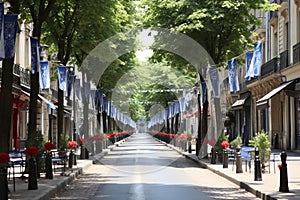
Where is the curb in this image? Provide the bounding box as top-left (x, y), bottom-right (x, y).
top-left (92, 135), bottom-right (132, 164)
top-left (152, 136), bottom-right (277, 200)
top-left (39, 161), bottom-right (93, 200)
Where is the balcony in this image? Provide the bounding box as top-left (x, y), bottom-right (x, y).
top-left (293, 42), bottom-right (300, 65)
top-left (269, 11), bottom-right (278, 26)
top-left (278, 0), bottom-right (288, 4)
top-left (20, 67), bottom-right (30, 87)
top-left (279, 50), bottom-right (289, 70)
top-left (260, 57), bottom-right (279, 78)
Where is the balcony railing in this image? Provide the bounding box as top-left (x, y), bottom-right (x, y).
top-left (51, 88), bottom-right (58, 100)
top-left (260, 57), bottom-right (279, 78)
top-left (278, 0), bottom-right (288, 4)
top-left (20, 67), bottom-right (30, 87)
top-left (293, 42), bottom-right (300, 65)
top-left (280, 50), bottom-right (289, 70)
top-left (269, 10), bottom-right (278, 20)
top-left (0, 64), bottom-right (31, 88)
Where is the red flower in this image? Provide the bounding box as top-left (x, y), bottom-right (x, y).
top-left (202, 138), bottom-right (209, 144)
top-left (0, 153), bottom-right (10, 164)
top-left (44, 142), bottom-right (55, 151)
top-left (79, 138), bottom-right (86, 144)
top-left (221, 141), bottom-right (230, 148)
top-left (209, 140), bottom-right (216, 146)
top-left (278, 163), bottom-right (282, 170)
top-left (68, 141), bottom-right (77, 149)
top-left (24, 146), bottom-right (39, 157)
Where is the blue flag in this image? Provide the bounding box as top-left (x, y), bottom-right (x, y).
top-left (248, 41), bottom-right (263, 78)
top-left (84, 82), bottom-right (90, 104)
top-left (1, 14), bottom-right (18, 59)
top-left (39, 61), bottom-right (50, 89)
top-left (228, 58), bottom-right (239, 93)
top-left (74, 78), bottom-right (81, 100)
top-left (179, 97), bottom-right (186, 112)
top-left (245, 52), bottom-right (253, 80)
top-left (0, 3), bottom-right (5, 59)
top-left (208, 68), bottom-right (220, 98)
top-left (95, 90), bottom-right (103, 112)
top-left (201, 82), bottom-right (207, 104)
top-left (31, 37), bottom-right (40, 74)
top-left (67, 69), bottom-right (74, 97)
top-left (57, 66), bottom-right (67, 91)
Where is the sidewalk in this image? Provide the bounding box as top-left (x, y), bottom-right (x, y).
top-left (7, 138), bottom-right (128, 200)
top-left (163, 141), bottom-right (300, 200)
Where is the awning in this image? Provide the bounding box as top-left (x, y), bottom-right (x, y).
top-left (38, 94), bottom-right (57, 110)
top-left (256, 80), bottom-right (294, 109)
top-left (231, 94), bottom-right (250, 110)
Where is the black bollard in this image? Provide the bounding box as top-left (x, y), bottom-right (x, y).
top-left (188, 141), bottom-right (192, 153)
top-left (211, 147), bottom-right (217, 164)
top-left (254, 148), bottom-right (262, 181)
top-left (236, 146), bottom-right (243, 173)
top-left (279, 152), bottom-right (289, 192)
top-left (223, 148), bottom-right (228, 168)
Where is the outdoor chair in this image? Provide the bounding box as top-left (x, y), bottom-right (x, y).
top-left (8, 150), bottom-right (25, 191)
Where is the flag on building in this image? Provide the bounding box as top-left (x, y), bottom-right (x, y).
top-left (208, 68), bottom-right (220, 98)
top-left (228, 58), bottom-right (239, 93)
top-left (201, 82), bottom-right (207, 104)
top-left (31, 37), bottom-right (40, 74)
top-left (57, 66), bottom-right (67, 91)
top-left (39, 61), bottom-right (50, 89)
top-left (0, 2), bottom-right (5, 59)
top-left (0, 14), bottom-right (18, 59)
top-left (67, 69), bottom-right (74, 97)
top-left (247, 41), bottom-right (263, 78)
top-left (245, 52), bottom-right (253, 80)
top-left (84, 82), bottom-right (90, 104)
top-left (74, 78), bottom-right (81, 100)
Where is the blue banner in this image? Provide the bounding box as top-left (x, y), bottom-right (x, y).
top-left (201, 82), bottom-right (207, 104)
top-left (228, 58), bottom-right (239, 93)
top-left (95, 89), bottom-right (103, 112)
top-left (1, 14), bottom-right (18, 59)
top-left (39, 61), bottom-right (50, 89)
top-left (57, 66), bottom-right (67, 91)
top-left (253, 41), bottom-right (263, 76)
top-left (67, 69), bottom-right (74, 97)
top-left (74, 78), bottom-right (81, 99)
top-left (248, 41), bottom-right (263, 78)
top-left (208, 68), bottom-right (220, 98)
top-left (245, 52), bottom-right (253, 80)
top-left (179, 97), bottom-right (185, 112)
top-left (31, 37), bottom-right (40, 74)
top-left (0, 3), bottom-right (5, 59)
top-left (90, 89), bottom-right (95, 108)
top-left (84, 82), bottom-right (90, 103)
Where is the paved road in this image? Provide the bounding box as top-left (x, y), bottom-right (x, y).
top-left (52, 133), bottom-right (261, 200)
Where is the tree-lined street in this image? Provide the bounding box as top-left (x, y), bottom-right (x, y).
top-left (52, 133), bottom-right (260, 200)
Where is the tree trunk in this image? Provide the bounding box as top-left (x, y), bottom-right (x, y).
top-left (0, 57), bottom-right (14, 153)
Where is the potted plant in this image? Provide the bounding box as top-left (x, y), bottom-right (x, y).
top-left (44, 142), bottom-right (55, 179)
top-left (68, 141), bottom-right (78, 167)
top-left (24, 146), bottom-right (39, 190)
top-left (0, 153), bottom-right (9, 199)
top-left (230, 135), bottom-right (243, 149)
top-left (215, 133), bottom-right (229, 163)
top-left (249, 130), bottom-right (271, 172)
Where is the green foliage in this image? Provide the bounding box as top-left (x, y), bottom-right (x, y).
top-left (230, 135), bottom-right (243, 149)
top-left (26, 129), bottom-right (44, 152)
top-left (142, 0), bottom-right (277, 65)
top-left (60, 133), bottom-right (69, 151)
top-left (215, 133), bottom-right (229, 152)
top-left (249, 130), bottom-right (271, 152)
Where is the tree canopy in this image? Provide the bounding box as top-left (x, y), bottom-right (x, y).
top-left (142, 0), bottom-right (277, 67)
